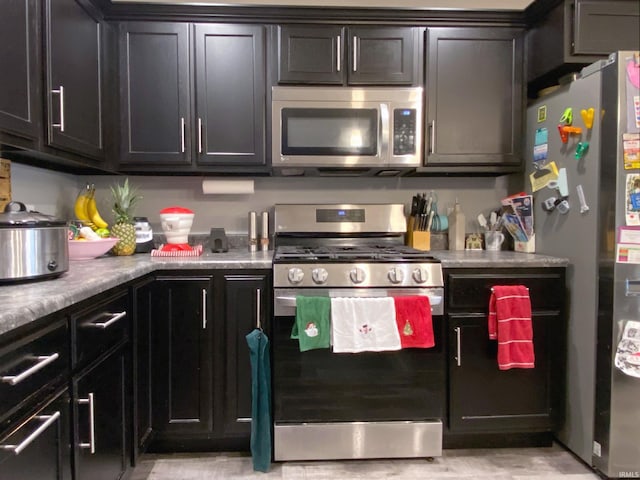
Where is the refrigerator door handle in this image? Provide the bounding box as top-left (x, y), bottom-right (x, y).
top-left (626, 279), bottom-right (640, 296)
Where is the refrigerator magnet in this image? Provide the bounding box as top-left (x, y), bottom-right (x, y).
top-left (537, 105), bottom-right (547, 123)
top-left (533, 128), bottom-right (548, 164)
top-left (623, 133), bottom-right (640, 169)
top-left (626, 173), bottom-right (640, 226)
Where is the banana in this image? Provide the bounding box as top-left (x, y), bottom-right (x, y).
top-left (74, 184), bottom-right (93, 224)
top-left (87, 193), bottom-right (109, 229)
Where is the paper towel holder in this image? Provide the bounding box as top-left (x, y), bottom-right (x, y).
top-left (208, 227), bottom-right (229, 253)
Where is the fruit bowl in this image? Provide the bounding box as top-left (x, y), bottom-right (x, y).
top-left (68, 238), bottom-right (119, 260)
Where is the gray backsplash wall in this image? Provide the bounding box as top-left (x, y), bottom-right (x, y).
top-left (10, 163), bottom-right (518, 236)
top-left (81, 175), bottom-right (515, 236)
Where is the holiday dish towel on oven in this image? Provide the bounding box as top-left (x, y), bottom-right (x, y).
top-left (393, 296), bottom-right (435, 348)
top-left (488, 285), bottom-right (535, 370)
top-left (291, 296), bottom-right (331, 351)
top-left (331, 297), bottom-right (401, 353)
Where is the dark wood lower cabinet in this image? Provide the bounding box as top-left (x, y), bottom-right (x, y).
top-left (148, 270), bottom-right (270, 451)
top-left (0, 389), bottom-right (72, 480)
top-left (73, 348), bottom-right (128, 480)
top-left (448, 312), bottom-right (554, 432)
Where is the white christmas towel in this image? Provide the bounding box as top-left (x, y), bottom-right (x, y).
top-left (330, 297), bottom-right (401, 353)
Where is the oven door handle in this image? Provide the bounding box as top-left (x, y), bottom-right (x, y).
top-left (275, 294), bottom-right (442, 308)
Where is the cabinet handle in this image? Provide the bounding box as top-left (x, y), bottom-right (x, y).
top-left (237, 417), bottom-right (252, 423)
top-left (84, 311), bottom-right (127, 329)
top-left (180, 117), bottom-right (186, 153)
top-left (352, 36), bottom-right (357, 72)
top-left (202, 289), bottom-right (207, 329)
top-left (336, 36), bottom-right (341, 72)
top-left (1, 412), bottom-right (61, 455)
top-left (78, 393), bottom-right (95, 454)
top-left (198, 117), bottom-right (203, 154)
top-left (455, 326), bottom-right (462, 367)
top-left (256, 288), bottom-right (262, 330)
top-left (429, 120), bottom-right (436, 154)
top-left (0, 353), bottom-right (59, 386)
top-left (51, 86), bottom-right (65, 132)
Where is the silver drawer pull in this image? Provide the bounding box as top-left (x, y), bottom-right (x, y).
top-left (237, 417), bottom-right (252, 423)
top-left (1, 412), bottom-right (61, 455)
top-left (85, 311), bottom-right (127, 329)
top-left (0, 353), bottom-right (59, 385)
top-left (256, 288), bottom-right (262, 330)
top-left (78, 393), bottom-right (96, 454)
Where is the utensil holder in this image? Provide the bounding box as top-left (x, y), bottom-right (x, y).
top-left (407, 231), bottom-right (431, 251)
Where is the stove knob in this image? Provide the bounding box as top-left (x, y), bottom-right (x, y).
top-left (412, 267), bottom-right (429, 284)
top-left (388, 267), bottom-right (405, 284)
top-left (311, 268), bottom-right (328, 284)
top-left (349, 267), bottom-right (366, 284)
top-left (287, 267), bottom-right (305, 284)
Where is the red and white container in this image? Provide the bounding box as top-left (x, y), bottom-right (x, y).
top-left (159, 206), bottom-right (194, 244)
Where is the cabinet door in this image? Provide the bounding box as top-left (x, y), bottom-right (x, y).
top-left (425, 28), bottom-right (523, 168)
top-left (194, 24), bottom-right (266, 167)
top-left (573, 0), bottom-right (640, 55)
top-left (74, 350), bottom-right (127, 480)
top-left (277, 25), bottom-right (344, 84)
top-left (348, 27), bottom-right (418, 85)
top-left (0, 390), bottom-right (71, 480)
top-left (448, 312), bottom-right (553, 433)
top-left (118, 22), bottom-right (191, 166)
top-left (45, 0), bottom-right (103, 160)
top-left (216, 272), bottom-right (270, 439)
top-left (0, 0), bottom-right (40, 143)
top-left (151, 277), bottom-right (213, 436)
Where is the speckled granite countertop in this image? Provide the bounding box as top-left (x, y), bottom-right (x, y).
top-left (0, 249), bottom-right (568, 337)
top-left (433, 251), bottom-right (569, 268)
top-left (0, 249), bottom-right (273, 337)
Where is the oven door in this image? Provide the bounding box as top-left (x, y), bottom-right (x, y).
top-left (272, 288), bottom-right (445, 460)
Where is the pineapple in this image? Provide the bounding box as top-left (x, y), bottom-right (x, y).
top-left (110, 178), bottom-right (141, 256)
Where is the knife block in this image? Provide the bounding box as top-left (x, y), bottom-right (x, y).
top-left (407, 230), bottom-right (431, 251)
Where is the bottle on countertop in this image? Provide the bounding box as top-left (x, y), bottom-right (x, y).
top-left (448, 199), bottom-right (466, 251)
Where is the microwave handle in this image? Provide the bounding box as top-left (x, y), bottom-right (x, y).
top-left (380, 103), bottom-right (390, 159)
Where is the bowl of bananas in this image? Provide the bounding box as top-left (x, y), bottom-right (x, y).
top-left (70, 184), bottom-right (117, 259)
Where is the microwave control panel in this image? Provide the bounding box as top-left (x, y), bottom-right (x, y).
top-left (393, 108), bottom-right (417, 155)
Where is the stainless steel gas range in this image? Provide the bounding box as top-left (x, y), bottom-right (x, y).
top-left (271, 204), bottom-right (445, 462)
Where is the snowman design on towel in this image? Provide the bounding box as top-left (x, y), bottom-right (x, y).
top-left (359, 324), bottom-right (372, 335)
top-left (304, 322), bottom-right (319, 338)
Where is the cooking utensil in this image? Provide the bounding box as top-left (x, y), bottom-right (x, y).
top-left (477, 213), bottom-right (488, 230)
top-left (0, 202), bottom-right (69, 282)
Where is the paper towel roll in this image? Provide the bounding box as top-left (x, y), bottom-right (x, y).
top-left (202, 179), bottom-right (254, 195)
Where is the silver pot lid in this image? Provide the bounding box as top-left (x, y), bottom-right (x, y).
top-left (0, 202), bottom-right (68, 228)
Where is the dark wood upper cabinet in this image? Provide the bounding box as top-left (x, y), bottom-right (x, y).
top-left (277, 25), bottom-right (420, 86)
top-left (44, 0), bottom-right (104, 161)
top-left (118, 22), bottom-right (266, 172)
top-left (0, 0), bottom-right (40, 146)
top-left (526, 0), bottom-right (640, 92)
top-left (421, 27), bottom-right (524, 172)
top-left (118, 22), bottom-right (191, 166)
top-left (194, 24), bottom-right (265, 167)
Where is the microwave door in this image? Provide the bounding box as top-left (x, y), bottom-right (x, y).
top-left (273, 102), bottom-right (383, 167)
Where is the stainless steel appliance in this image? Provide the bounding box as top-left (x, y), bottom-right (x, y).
top-left (272, 203), bottom-right (444, 461)
top-left (0, 202), bottom-right (69, 282)
top-left (271, 87), bottom-right (422, 176)
top-left (525, 51), bottom-right (640, 479)
top-left (133, 216), bottom-right (154, 253)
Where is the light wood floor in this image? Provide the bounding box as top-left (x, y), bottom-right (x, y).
top-left (130, 443), bottom-right (599, 479)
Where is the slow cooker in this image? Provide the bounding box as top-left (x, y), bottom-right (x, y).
top-left (0, 202), bottom-right (69, 283)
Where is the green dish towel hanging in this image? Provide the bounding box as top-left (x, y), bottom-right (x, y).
top-left (291, 296), bottom-right (331, 351)
top-left (246, 329), bottom-right (272, 472)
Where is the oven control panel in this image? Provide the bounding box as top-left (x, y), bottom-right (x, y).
top-left (274, 263), bottom-right (443, 289)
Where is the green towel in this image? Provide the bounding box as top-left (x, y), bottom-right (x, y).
top-left (291, 296), bottom-right (331, 352)
top-left (246, 329), bottom-right (272, 472)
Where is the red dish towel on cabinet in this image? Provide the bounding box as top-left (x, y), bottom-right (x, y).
top-left (488, 285), bottom-right (535, 370)
top-left (393, 296), bottom-right (435, 348)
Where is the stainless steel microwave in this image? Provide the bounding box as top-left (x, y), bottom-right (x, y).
top-left (271, 86), bottom-right (423, 175)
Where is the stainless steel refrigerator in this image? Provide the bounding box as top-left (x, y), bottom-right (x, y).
top-left (525, 51), bottom-right (640, 479)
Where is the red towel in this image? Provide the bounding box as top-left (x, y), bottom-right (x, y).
top-left (488, 285), bottom-right (535, 370)
top-left (393, 296), bottom-right (434, 348)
